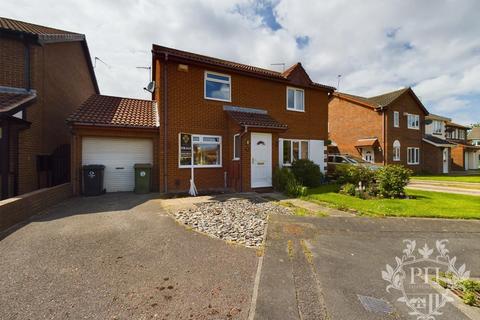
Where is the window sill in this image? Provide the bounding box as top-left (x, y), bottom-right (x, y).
top-left (232, 158), bottom-right (240, 161)
top-left (407, 127), bottom-right (420, 130)
top-left (179, 165), bottom-right (223, 169)
top-left (393, 159), bottom-right (401, 162)
top-left (204, 96), bottom-right (231, 103)
top-left (407, 163), bottom-right (420, 165)
top-left (286, 107), bottom-right (305, 113)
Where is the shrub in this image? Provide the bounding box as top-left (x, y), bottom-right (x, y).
top-left (273, 167), bottom-right (306, 197)
top-left (337, 164), bottom-right (375, 188)
top-left (339, 183), bottom-right (356, 196)
top-left (291, 159), bottom-right (323, 188)
top-left (463, 292), bottom-right (476, 306)
top-left (375, 165), bottom-right (413, 198)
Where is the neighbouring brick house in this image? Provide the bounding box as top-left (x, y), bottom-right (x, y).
top-left (328, 87), bottom-right (429, 172)
top-left (446, 121), bottom-right (479, 170)
top-left (0, 17), bottom-right (98, 200)
top-left (423, 114), bottom-right (455, 174)
top-left (68, 45), bottom-right (334, 194)
top-left (468, 127), bottom-right (480, 147)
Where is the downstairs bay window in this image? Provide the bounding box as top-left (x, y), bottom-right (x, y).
top-left (179, 134), bottom-right (222, 168)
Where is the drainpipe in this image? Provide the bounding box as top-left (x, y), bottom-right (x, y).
top-left (1, 123), bottom-right (10, 200)
top-left (163, 53), bottom-right (169, 193)
top-left (239, 125), bottom-right (249, 192)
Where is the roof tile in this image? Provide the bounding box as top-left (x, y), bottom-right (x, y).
top-left (227, 110), bottom-right (287, 130)
top-left (68, 94), bottom-right (158, 128)
top-left (0, 17), bottom-right (84, 42)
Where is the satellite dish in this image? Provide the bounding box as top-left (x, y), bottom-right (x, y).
top-left (144, 81), bottom-right (155, 93)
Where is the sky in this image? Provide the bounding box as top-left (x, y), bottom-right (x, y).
top-left (2, 0), bottom-right (479, 125)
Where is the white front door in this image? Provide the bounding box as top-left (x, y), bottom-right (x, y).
top-left (442, 148), bottom-right (449, 174)
top-left (362, 148), bottom-right (374, 163)
top-left (251, 133), bottom-right (272, 188)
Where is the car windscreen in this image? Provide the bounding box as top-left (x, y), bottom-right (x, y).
top-left (347, 156), bottom-right (367, 164)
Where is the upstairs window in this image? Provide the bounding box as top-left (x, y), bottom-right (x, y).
top-left (393, 111), bottom-right (399, 128)
top-left (286, 87), bottom-right (304, 112)
top-left (432, 120), bottom-right (443, 134)
top-left (407, 114), bottom-right (420, 129)
top-left (204, 71), bottom-right (231, 102)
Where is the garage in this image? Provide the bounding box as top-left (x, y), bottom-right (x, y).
top-left (68, 94), bottom-right (160, 195)
top-left (82, 137), bottom-right (153, 192)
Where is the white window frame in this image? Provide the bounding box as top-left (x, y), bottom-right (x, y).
top-left (282, 139), bottom-right (309, 166)
top-left (179, 134), bottom-right (223, 168)
top-left (407, 114), bottom-right (420, 130)
top-left (393, 111), bottom-right (400, 128)
top-left (233, 134), bottom-right (240, 160)
top-left (432, 120), bottom-right (443, 135)
top-left (204, 71), bottom-right (231, 102)
top-left (407, 147), bottom-right (420, 165)
top-left (286, 87), bottom-right (305, 112)
top-left (393, 140), bottom-right (401, 161)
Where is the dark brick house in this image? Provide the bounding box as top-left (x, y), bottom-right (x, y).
top-left (68, 45), bottom-right (334, 194)
top-left (0, 17), bottom-right (98, 200)
top-left (328, 87), bottom-right (429, 172)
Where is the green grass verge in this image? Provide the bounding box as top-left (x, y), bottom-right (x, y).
top-left (304, 184), bottom-right (480, 219)
top-left (412, 174), bottom-right (480, 183)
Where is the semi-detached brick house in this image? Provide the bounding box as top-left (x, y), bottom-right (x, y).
top-left (68, 45), bottom-right (335, 194)
top-left (0, 17), bottom-right (98, 200)
top-left (328, 87), bottom-right (429, 172)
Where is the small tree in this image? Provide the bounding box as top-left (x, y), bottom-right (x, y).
top-left (375, 165), bottom-right (413, 198)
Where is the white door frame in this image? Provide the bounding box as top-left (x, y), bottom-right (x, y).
top-left (442, 148), bottom-right (449, 174)
top-left (251, 132), bottom-right (272, 188)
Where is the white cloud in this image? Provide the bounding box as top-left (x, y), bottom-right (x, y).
top-left (2, 0), bottom-right (480, 124)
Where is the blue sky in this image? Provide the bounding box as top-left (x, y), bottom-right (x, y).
top-left (3, 0), bottom-right (479, 125)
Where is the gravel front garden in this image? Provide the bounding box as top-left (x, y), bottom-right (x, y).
top-left (174, 198), bottom-right (292, 247)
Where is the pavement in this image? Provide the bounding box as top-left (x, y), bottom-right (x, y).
top-left (408, 180), bottom-right (480, 196)
top-left (0, 193), bottom-right (257, 320)
top-left (254, 215), bottom-right (480, 320)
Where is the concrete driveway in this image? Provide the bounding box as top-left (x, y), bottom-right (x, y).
top-left (0, 193), bottom-right (257, 320)
top-left (254, 215), bottom-right (480, 320)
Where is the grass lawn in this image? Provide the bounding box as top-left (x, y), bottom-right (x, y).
top-left (305, 184), bottom-right (480, 219)
top-left (412, 174), bottom-right (480, 183)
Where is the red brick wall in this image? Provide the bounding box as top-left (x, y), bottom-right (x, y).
top-left (328, 96), bottom-right (384, 163)
top-left (385, 92), bottom-right (426, 172)
top-left (0, 182), bottom-right (71, 232)
top-left (10, 41), bottom-right (97, 195)
top-left (451, 145), bottom-right (465, 171)
top-left (423, 143), bottom-right (450, 174)
top-left (155, 59), bottom-right (330, 193)
top-left (0, 38), bottom-right (25, 88)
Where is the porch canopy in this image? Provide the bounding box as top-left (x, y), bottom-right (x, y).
top-left (354, 137), bottom-right (379, 148)
top-left (224, 105), bottom-right (287, 131)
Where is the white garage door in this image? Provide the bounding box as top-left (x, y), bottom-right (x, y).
top-left (82, 137), bottom-right (153, 192)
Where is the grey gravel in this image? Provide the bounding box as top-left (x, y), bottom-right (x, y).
top-left (174, 198), bottom-right (292, 247)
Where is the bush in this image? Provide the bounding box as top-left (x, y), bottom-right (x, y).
top-left (291, 159), bottom-right (323, 188)
top-left (273, 167), bottom-right (307, 197)
top-left (339, 183), bottom-right (356, 196)
top-left (375, 165), bottom-right (413, 198)
top-left (463, 292), bottom-right (476, 306)
top-left (337, 164), bottom-right (375, 188)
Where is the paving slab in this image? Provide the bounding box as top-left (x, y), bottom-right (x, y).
top-left (0, 193), bottom-right (257, 320)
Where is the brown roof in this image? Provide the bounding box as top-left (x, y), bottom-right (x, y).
top-left (0, 88), bottom-right (36, 114)
top-left (226, 110), bottom-right (287, 130)
top-left (354, 138), bottom-right (379, 148)
top-left (423, 135), bottom-right (455, 147)
top-left (68, 94), bottom-right (159, 129)
top-left (335, 87), bottom-right (429, 114)
top-left (468, 127), bottom-right (480, 140)
top-left (0, 16), bottom-right (84, 42)
top-left (152, 45), bottom-right (335, 91)
top-left (446, 121), bottom-right (470, 129)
